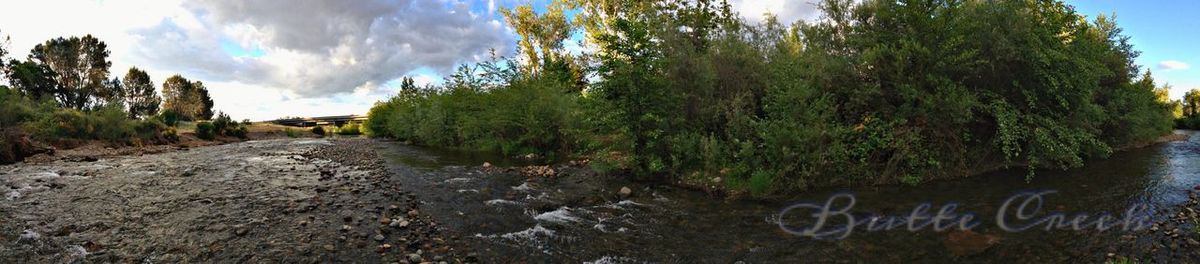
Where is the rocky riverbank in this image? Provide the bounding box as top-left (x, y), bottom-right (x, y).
top-left (0, 138), bottom-right (474, 263)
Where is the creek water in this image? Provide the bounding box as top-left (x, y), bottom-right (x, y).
top-left (377, 131), bottom-right (1200, 263)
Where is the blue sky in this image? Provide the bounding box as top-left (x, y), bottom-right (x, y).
top-left (1069, 0), bottom-right (1199, 99)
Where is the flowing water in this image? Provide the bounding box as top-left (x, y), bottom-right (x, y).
top-left (378, 131), bottom-right (1200, 263)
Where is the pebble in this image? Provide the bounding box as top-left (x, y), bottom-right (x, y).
top-left (373, 234), bottom-right (385, 241)
top-left (406, 253), bottom-right (423, 263)
top-left (408, 209), bottom-right (419, 217)
top-left (341, 225), bottom-right (352, 231)
top-left (618, 186), bottom-right (632, 198)
top-left (323, 244), bottom-right (335, 251)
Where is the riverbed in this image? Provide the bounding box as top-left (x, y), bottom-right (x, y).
top-left (1, 133), bottom-right (1197, 263)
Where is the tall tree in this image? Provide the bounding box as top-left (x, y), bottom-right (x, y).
top-left (28, 35), bottom-right (112, 109)
top-left (161, 75), bottom-right (214, 121)
top-left (162, 75), bottom-right (197, 121)
top-left (195, 81), bottom-right (214, 120)
top-left (122, 67), bottom-right (160, 119)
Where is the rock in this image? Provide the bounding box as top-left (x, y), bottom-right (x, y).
top-left (341, 225), bottom-right (352, 231)
top-left (323, 244), bottom-right (336, 251)
top-left (943, 230), bottom-right (998, 257)
top-left (376, 243), bottom-right (392, 253)
top-left (406, 253), bottom-right (423, 263)
top-left (1188, 238), bottom-right (1200, 247)
top-left (408, 209), bottom-right (419, 217)
top-left (373, 234), bottom-right (385, 241)
top-left (380, 217), bottom-right (392, 225)
top-left (618, 186), bottom-right (633, 199)
top-left (482, 162), bottom-right (492, 168)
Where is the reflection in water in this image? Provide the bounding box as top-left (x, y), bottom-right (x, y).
top-left (378, 131), bottom-right (1200, 263)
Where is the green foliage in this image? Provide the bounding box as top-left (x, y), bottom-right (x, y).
top-left (284, 128), bottom-right (300, 138)
top-left (161, 75), bottom-right (213, 121)
top-left (122, 67), bottom-right (161, 119)
top-left (159, 109), bottom-right (180, 127)
top-left (364, 0), bottom-right (1176, 195)
top-left (197, 112), bottom-right (248, 139)
top-left (336, 123), bottom-right (362, 135)
top-left (27, 35), bottom-right (112, 110)
top-left (195, 122), bottom-right (216, 140)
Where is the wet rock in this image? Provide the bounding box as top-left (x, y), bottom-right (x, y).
top-left (618, 186), bottom-right (633, 199)
top-left (944, 230), bottom-right (999, 256)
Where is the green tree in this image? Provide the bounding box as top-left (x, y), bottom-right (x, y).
top-left (121, 67), bottom-right (160, 119)
top-left (28, 35), bottom-right (112, 109)
top-left (194, 81), bottom-right (214, 120)
top-left (161, 75), bottom-right (212, 121)
top-left (1185, 89), bottom-right (1200, 117)
top-left (4, 60), bottom-right (57, 99)
top-left (100, 77), bottom-right (123, 106)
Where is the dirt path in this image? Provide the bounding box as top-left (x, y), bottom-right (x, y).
top-left (0, 138), bottom-right (473, 263)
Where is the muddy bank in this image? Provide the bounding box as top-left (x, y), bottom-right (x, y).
top-left (0, 138), bottom-right (472, 263)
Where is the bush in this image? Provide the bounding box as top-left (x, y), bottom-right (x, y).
top-left (195, 122), bottom-right (216, 140)
top-left (159, 109), bottom-right (180, 127)
top-left (312, 126), bottom-right (326, 136)
top-left (284, 128), bottom-right (299, 138)
top-left (336, 123), bottom-right (362, 135)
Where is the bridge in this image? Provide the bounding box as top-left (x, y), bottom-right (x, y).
top-left (271, 115), bottom-right (367, 127)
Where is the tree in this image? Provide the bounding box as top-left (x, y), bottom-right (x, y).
top-left (122, 67), bottom-right (160, 119)
top-left (161, 75), bottom-right (212, 121)
top-left (4, 60), bottom-right (57, 99)
top-left (0, 30), bottom-right (7, 70)
top-left (1185, 89), bottom-right (1200, 118)
top-left (100, 77), bottom-right (123, 106)
top-left (195, 81), bottom-right (214, 120)
top-left (502, 1), bottom-right (588, 92)
top-left (28, 35), bottom-right (112, 109)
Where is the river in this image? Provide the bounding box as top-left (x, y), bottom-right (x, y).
top-left (379, 130), bottom-right (1200, 263)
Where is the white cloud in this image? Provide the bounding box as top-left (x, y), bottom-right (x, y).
top-left (1158, 60), bottom-right (1190, 71)
top-left (1, 0), bottom-right (513, 121)
top-left (727, 0), bottom-right (822, 25)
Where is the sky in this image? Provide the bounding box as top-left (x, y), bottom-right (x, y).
top-left (0, 0), bottom-right (1192, 120)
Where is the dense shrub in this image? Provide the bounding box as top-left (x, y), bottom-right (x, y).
top-left (195, 122), bottom-right (216, 140)
top-left (312, 126), bottom-right (326, 136)
top-left (336, 123), bottom-right (362, 135)
top-left (159, 109), bottom-right (180, 127)
top-left (367, 63), bottom-right (580, 160)
top-left (193, 112), bottom-right (248, 140)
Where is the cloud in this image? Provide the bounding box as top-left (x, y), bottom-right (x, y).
top-left (130, 0), bottom-right (513, 97)
top-left (727, 0), bottom-right (822, 25)
top-left (1158, 60), bottom-right (1190, 71)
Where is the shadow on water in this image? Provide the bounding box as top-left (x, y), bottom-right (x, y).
top-left (376, 131), bottom-right (1200, 263)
